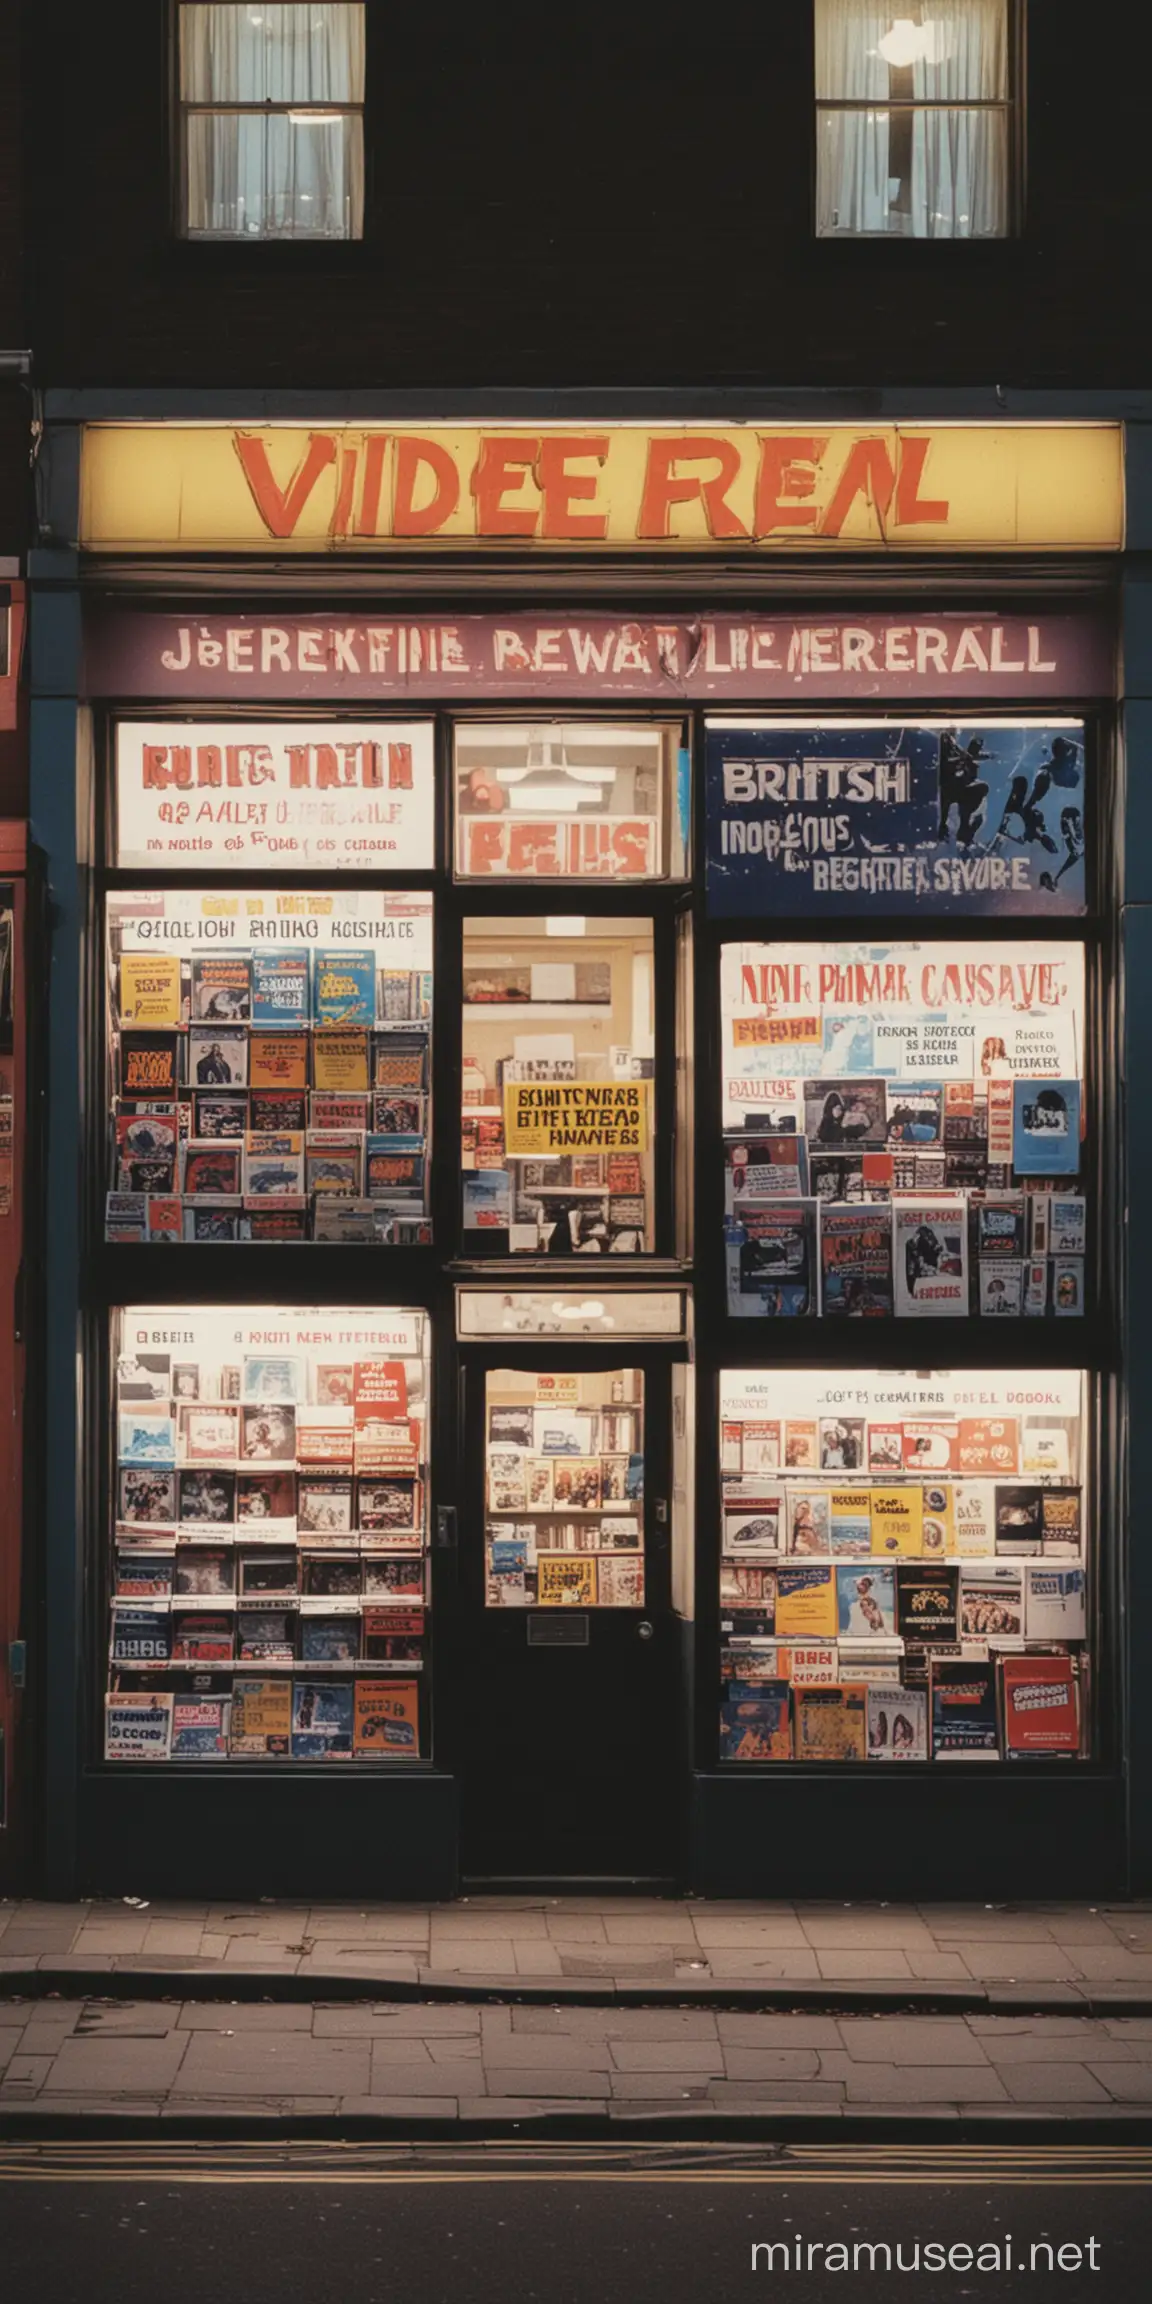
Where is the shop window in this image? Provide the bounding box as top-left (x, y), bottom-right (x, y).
top-left (718, 1367), bottom-right (1090, 1762)
top-left (814, 2), bottom-right (1012, 240)
top-left (105, 1306), bottom-right (430, 1763)
top-left (461, 916), bottom-right (656, 1254)
top-left (454, 721), bottom-right (687, 882)
top-left (484, 1368), bottom-right (645, 1609)
top-left (178, 4), bottom-right (366, 241)
top-left (105, 889), bottom-right (432, 1245)
top-left (720, 937), bottom-right (1087, 1320)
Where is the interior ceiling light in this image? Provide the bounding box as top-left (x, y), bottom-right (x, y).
top-left (877, 15), bottom-right (951, 66)
top-left (496, 738), bottom-right (616, 814)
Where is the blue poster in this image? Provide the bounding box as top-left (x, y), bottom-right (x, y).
top-left (1012, 1079), bottom-right (1081, 1176)
top-left (705, 721), bottom-right (1087, 918)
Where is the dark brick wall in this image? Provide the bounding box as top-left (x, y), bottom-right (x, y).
top-left (0, 2), bottom-right (29, 559)
top-left (21, 1), bottom-right (1152, 393)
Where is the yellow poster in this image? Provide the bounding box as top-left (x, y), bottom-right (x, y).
top-left (775, 1565), bottom-right (837, 1638)
top-left (312, 1029), bottom-right (370, 1092)
top-left (230, 1679), bottom-right (291, 1751)
top-left (504, 1079), bottom-right (650, 1156)
top-left (119, 953), bottom-right (183, 1027)
top-left (870, 1488), bottom-right (924, 1556)
top-left (537, 1557), bottom-right (597, 1607)
top-left (80, 424), bottom-right (1124, 552)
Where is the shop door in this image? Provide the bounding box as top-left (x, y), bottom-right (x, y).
top-left (451, 1350), bottom-right (679, 1882)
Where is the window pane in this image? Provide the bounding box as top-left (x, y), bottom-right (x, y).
top-left (455, 721), bottom-right (681, 881)
top-left (815, 2), bottom-right (1007, 103)
top-left (107, 1304), bottom-right (431, 1764)
top-left (462, 916), bottom-right (656, 1255)
top-left (484, 1368), bottom-right (645, 1609)
top-left (106, 888), bottom-right (432, 1246)
top-left (718, 1367), bottom-right (1089, 1764)
top-left (185, 110), bottom-right (363, 239)
top-left (816, 105), bottom-right (1007, 237)
top-left (180, 4), bottom-right (365, 103)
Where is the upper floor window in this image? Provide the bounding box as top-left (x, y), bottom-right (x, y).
top-left (815, 2), bottom-right (1011, 239)
top-left (178, 5), bottom-right (365, 240)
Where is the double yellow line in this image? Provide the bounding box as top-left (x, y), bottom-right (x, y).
top-left (0, 2142), bottom-right (1148, 2187)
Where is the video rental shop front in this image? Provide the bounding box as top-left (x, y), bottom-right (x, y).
top-left (35, 417), bottom-right (1129, 1898)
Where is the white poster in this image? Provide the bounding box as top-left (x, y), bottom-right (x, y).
top-left (115, 720), bottom-right (436, 871)
top-left (114, 886), bottom-right (433, 973)
top-left (720, 940), bottom-right (1084, 1127)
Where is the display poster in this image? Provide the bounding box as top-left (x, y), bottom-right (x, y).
top-left (115, 721), bottom-right (435, 871)
top-left (503, 1080), bottom-right (651, 1156)
top-left (720, 941), bottom-right (1084, 1129)
top-left (115, 886), bottom-right (433, 972)
top-left (458, 816), bottom-right (657, 881)
top-left (705, 720), bottom-right (1088, 918)
top-left (123, 1305), bottom-right (425, 1363)
top-left (719, 1367), bottom-right (1084, 1431)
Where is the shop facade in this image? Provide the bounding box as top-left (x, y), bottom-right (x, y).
top-left (25, 402), bottom-right (1152, 1899)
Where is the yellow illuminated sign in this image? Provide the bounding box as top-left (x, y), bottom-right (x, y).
top-left (504, 1079), bottom-right (651, 1156)
top-left (78, 424), bottom-right (1124, 552)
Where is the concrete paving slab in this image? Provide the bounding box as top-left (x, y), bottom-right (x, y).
top-left (836, 2018), bottom-right (992, 2065)
top-left (997, 2065), bottom-right (1113, 2102)
top-left (170, 2034), bottom-right (368, 2098)
top-left (43, 2035), bottom-right (190, 2092)
top-left (313, 2006), bottom-right (481, 2036)
top-left (174, 2005), bottom-right (314, 2032)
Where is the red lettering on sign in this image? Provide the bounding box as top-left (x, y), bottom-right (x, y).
top-left (638, 436), bottom-right (748, 539)
top-left (355, 435), bottom-right (389, 537)
top-left (393, 437), bottom-right (460, 535)
top-left (234, 432), bottom-right (338, 537)
top-left (894, 436), bottom-right (950, 525)
top-left (819, 437), bottom-right (898, 538)
top-left (471, 438), bottom-right (540, 537)
top-left (754, 435), bottom-right (828, 534)
top-left (538, 436), bottom-right (609, 538)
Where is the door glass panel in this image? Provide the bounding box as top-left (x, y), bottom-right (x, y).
top-left (484, 1368), bottom-right (645, 1608)
top-left (462, 916), bottom-right (655, 1253)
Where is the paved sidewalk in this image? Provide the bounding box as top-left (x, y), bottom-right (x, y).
top-left (2, 1998), bottom-right (1152, 2126)
top-left (3, 1897), bottom-right (1152, 2006)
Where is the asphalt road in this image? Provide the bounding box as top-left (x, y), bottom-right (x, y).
top-left (0, 2143), bottom-right (1148, 2304)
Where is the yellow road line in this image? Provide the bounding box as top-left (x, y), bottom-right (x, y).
top-left (0, 2167), bottom-right (1147, 2189)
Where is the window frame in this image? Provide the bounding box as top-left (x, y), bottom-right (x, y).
top-left (810, 0), bottom-right (1024, 244)
top-left (174, 1), bottom-right (367, 245)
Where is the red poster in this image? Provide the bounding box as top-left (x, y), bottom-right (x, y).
top-left (1001, 1656), bottom-right (1080, 1755)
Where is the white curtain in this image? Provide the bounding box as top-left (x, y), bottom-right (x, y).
top-left (912, 1), bottom-right (1008, 238)
top-left (815, 1), bottom-right (1008, 238)
top-left (815, 1), bottom-right (893, 237)
top-left (181, 4), bottom-right (365, 238)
